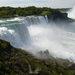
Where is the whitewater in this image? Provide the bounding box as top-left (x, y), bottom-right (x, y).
top-left (0, 7), bottom-right (75, 62)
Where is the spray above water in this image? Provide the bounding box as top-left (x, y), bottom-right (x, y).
top-left (0, 16), bottom-right (75, 62)
top-left (68, 6), bottom-right (75, 19)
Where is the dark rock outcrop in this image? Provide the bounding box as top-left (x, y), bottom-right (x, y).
top-left (47, 13), bottom-right (68, 23)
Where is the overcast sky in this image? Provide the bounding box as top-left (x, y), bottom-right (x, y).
top-left (0, 0), bottom-right (75, 8)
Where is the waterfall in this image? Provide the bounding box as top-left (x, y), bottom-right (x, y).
top-left (68, 6), bottom-right (75, 19)
top-left (0, 16), bottom-right (75, 62)
top-left (0, 16), bottom-right (48, 48)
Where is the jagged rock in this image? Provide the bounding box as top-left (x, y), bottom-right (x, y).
top-left (56, 58), bottom-right (70, 63)
top-left (47, 13), bottom-right (68, 23)
top-left (67, 62), bottom-right (74, 67)
top-left (68, 63), bottom-right (75, 70)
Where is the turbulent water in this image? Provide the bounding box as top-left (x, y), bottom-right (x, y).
top-left (68, 6), bottom-right (75, 19)
top-left (0, 7), bottom-right (75, 62)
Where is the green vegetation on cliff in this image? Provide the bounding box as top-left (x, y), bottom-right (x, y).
top-left (0, 6), bottom-right (60, 18)
top-left (0, 39), bottom-right (75, 75)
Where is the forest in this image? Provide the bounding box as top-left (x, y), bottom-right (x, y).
top-left (0, 6), bottom-right (61, 18)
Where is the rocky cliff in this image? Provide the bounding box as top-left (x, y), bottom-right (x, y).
top-left (47, 13), bottom-right (68, 23)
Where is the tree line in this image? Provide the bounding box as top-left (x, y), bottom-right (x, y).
top-left (0, 6), bottom-right (61, 18)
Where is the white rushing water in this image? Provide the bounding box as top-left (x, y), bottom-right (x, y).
top-left (0, 15), bottom-right (75, 62)
top-left (68, 6), bottom-right (75, 19)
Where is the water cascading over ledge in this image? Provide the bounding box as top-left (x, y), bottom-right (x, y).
top-left (0, 15), bottom-right (75, 62)
top-left (0, 16), bottom-right (48, 48)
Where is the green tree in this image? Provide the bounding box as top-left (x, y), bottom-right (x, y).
top-left (42, 11), bottom-right (52, 15)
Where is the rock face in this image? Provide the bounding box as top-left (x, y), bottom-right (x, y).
top-left (68, 63), bottom-right (75, 70)
top-left (47, 13), bottom-right (68, 23)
